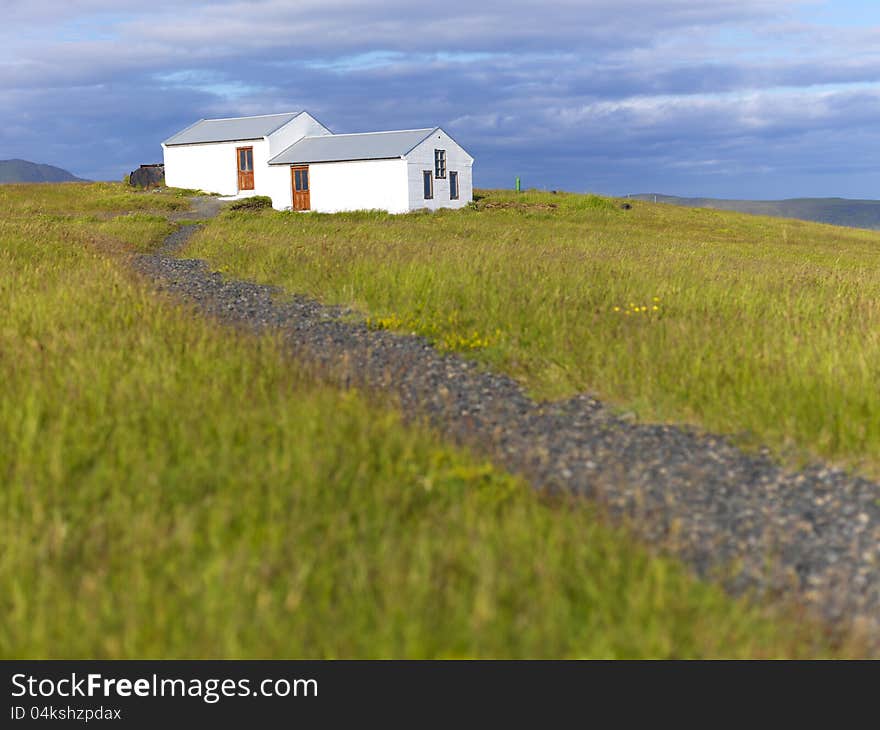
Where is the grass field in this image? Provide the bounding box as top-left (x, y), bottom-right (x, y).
top-left (185, 189), bottom-right (880, 475)
top-left (0, 183), bottom-right (855, 657)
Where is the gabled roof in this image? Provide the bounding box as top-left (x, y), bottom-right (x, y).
top-left (268, 128), bottom-right (437, 165)
top-left (164, 112), bottom-right (303, 146)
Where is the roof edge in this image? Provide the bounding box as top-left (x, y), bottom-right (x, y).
top-left (162, 111), bottom-right (305, 146)
top-left (267, 128), bottom-right (441, 165)
top-left (263, 110), bottom-right (305, 138)
top-left (269, 156), bottom-right (403, 166)
top-left (402, 128), bottom-right (439, 156)
top-left (162, 118), bottom-right (206, 146)
top-left (405, 127), bottom-right (474, 161)
top-left (321, 127), bottom-right (434, 138)
top-left (267, 138), bottom-right (302, 165)
top-left (164, 136), bottom-right (267, 147)
top-left (200, 111), bottom-right (300, 122)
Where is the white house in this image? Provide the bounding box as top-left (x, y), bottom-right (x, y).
top-left (162, 111), bottom-right (474, 213)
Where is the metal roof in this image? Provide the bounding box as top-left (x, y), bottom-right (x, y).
top-left (163, 112), bottom-right (303, 146)
top-left (268, 128), bottom-right (437, 165)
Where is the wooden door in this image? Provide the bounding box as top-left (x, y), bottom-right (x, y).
top-left (236, 147), bottom-right (254, 191)
top-left (291, 166), bottom-right (310, 211)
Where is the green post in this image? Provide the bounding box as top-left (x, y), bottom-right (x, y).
top-left (515, 176), bottom-right (521, 193)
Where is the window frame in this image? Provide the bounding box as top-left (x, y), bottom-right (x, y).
top-left (238, 146), bottom-right (254, 172)
top-left (294, 167), bottom-right (309, 192)
top-left (434, 149), bottom-right (447, 179)
top-left (423, 170), bottom-right (434, 200)
top-left (449, 171), bottom-right (459, 200)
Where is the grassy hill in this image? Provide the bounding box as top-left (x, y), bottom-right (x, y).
top-left (185, 188), bottom-right (880, 478)
top-left (631, 193), bottom-right (880, 230)
top-left (0, 182), bottom-right (851, 658)
top-left (0, 158), bottom-right (86, 183)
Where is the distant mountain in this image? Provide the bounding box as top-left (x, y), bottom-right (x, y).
top-left (630, 194), bottom-right (880, 231)
top-left (0, 159), bottom-right (87, 184)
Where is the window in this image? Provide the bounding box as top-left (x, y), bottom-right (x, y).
top-left (449, 171), bottom-right (459, 200)
top-left (238, 147), bottom-right (253, 171)
top-left (423, 170), bottom-right (433, 199)
top-left (434, 149), bottom-right (446, 179)
top-left (294, 168), bottom-right (309, 191)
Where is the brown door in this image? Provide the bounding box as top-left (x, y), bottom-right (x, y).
top-left (291, 166), bottom-right (310, 211)
top-left (236, 147), bottom-right (254, 191)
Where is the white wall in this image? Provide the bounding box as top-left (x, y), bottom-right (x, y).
top-left (308, 159), bottom-right (410, 213)
top-left (267, 112), bottom-right (332, 156)
top-left (264, 164), bottom-right (296, 210)
top-left (163, 139), bottom-right (272, 197)
top-left (163, 113), bottom-right (333, 205)
top-left (405, 129), bottom-right (473, 211)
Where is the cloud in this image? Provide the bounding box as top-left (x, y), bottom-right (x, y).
top-left (4, 1), bottom-right (880, 197)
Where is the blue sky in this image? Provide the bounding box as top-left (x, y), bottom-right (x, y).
top-left (4, 0), bottom-right (880, 198)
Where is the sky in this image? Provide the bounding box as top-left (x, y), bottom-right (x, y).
top-left (4, 0), bottom-right (880, 199)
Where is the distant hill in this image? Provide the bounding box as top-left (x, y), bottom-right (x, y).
top-left (630, 193), bottom-right (880, 231)
top-left (0, 159), bottom-right (87, 184)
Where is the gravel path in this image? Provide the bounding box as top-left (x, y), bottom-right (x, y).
top-left (135, 206), bottom-right (880, 648)
top-left (168, 195), bottom-right (226, 222)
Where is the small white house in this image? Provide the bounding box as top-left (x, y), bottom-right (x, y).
top-left (162, 111), bottom-right (473, 213)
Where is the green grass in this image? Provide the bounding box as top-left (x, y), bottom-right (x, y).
top-left (0, 183), bottom-right (862, 657)
top-left (634, 193), bottom-right (880, 230)
top-left (184, 189), bottom-right (880, 475)
top-left (0, 181), bottom-right (190, 216)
